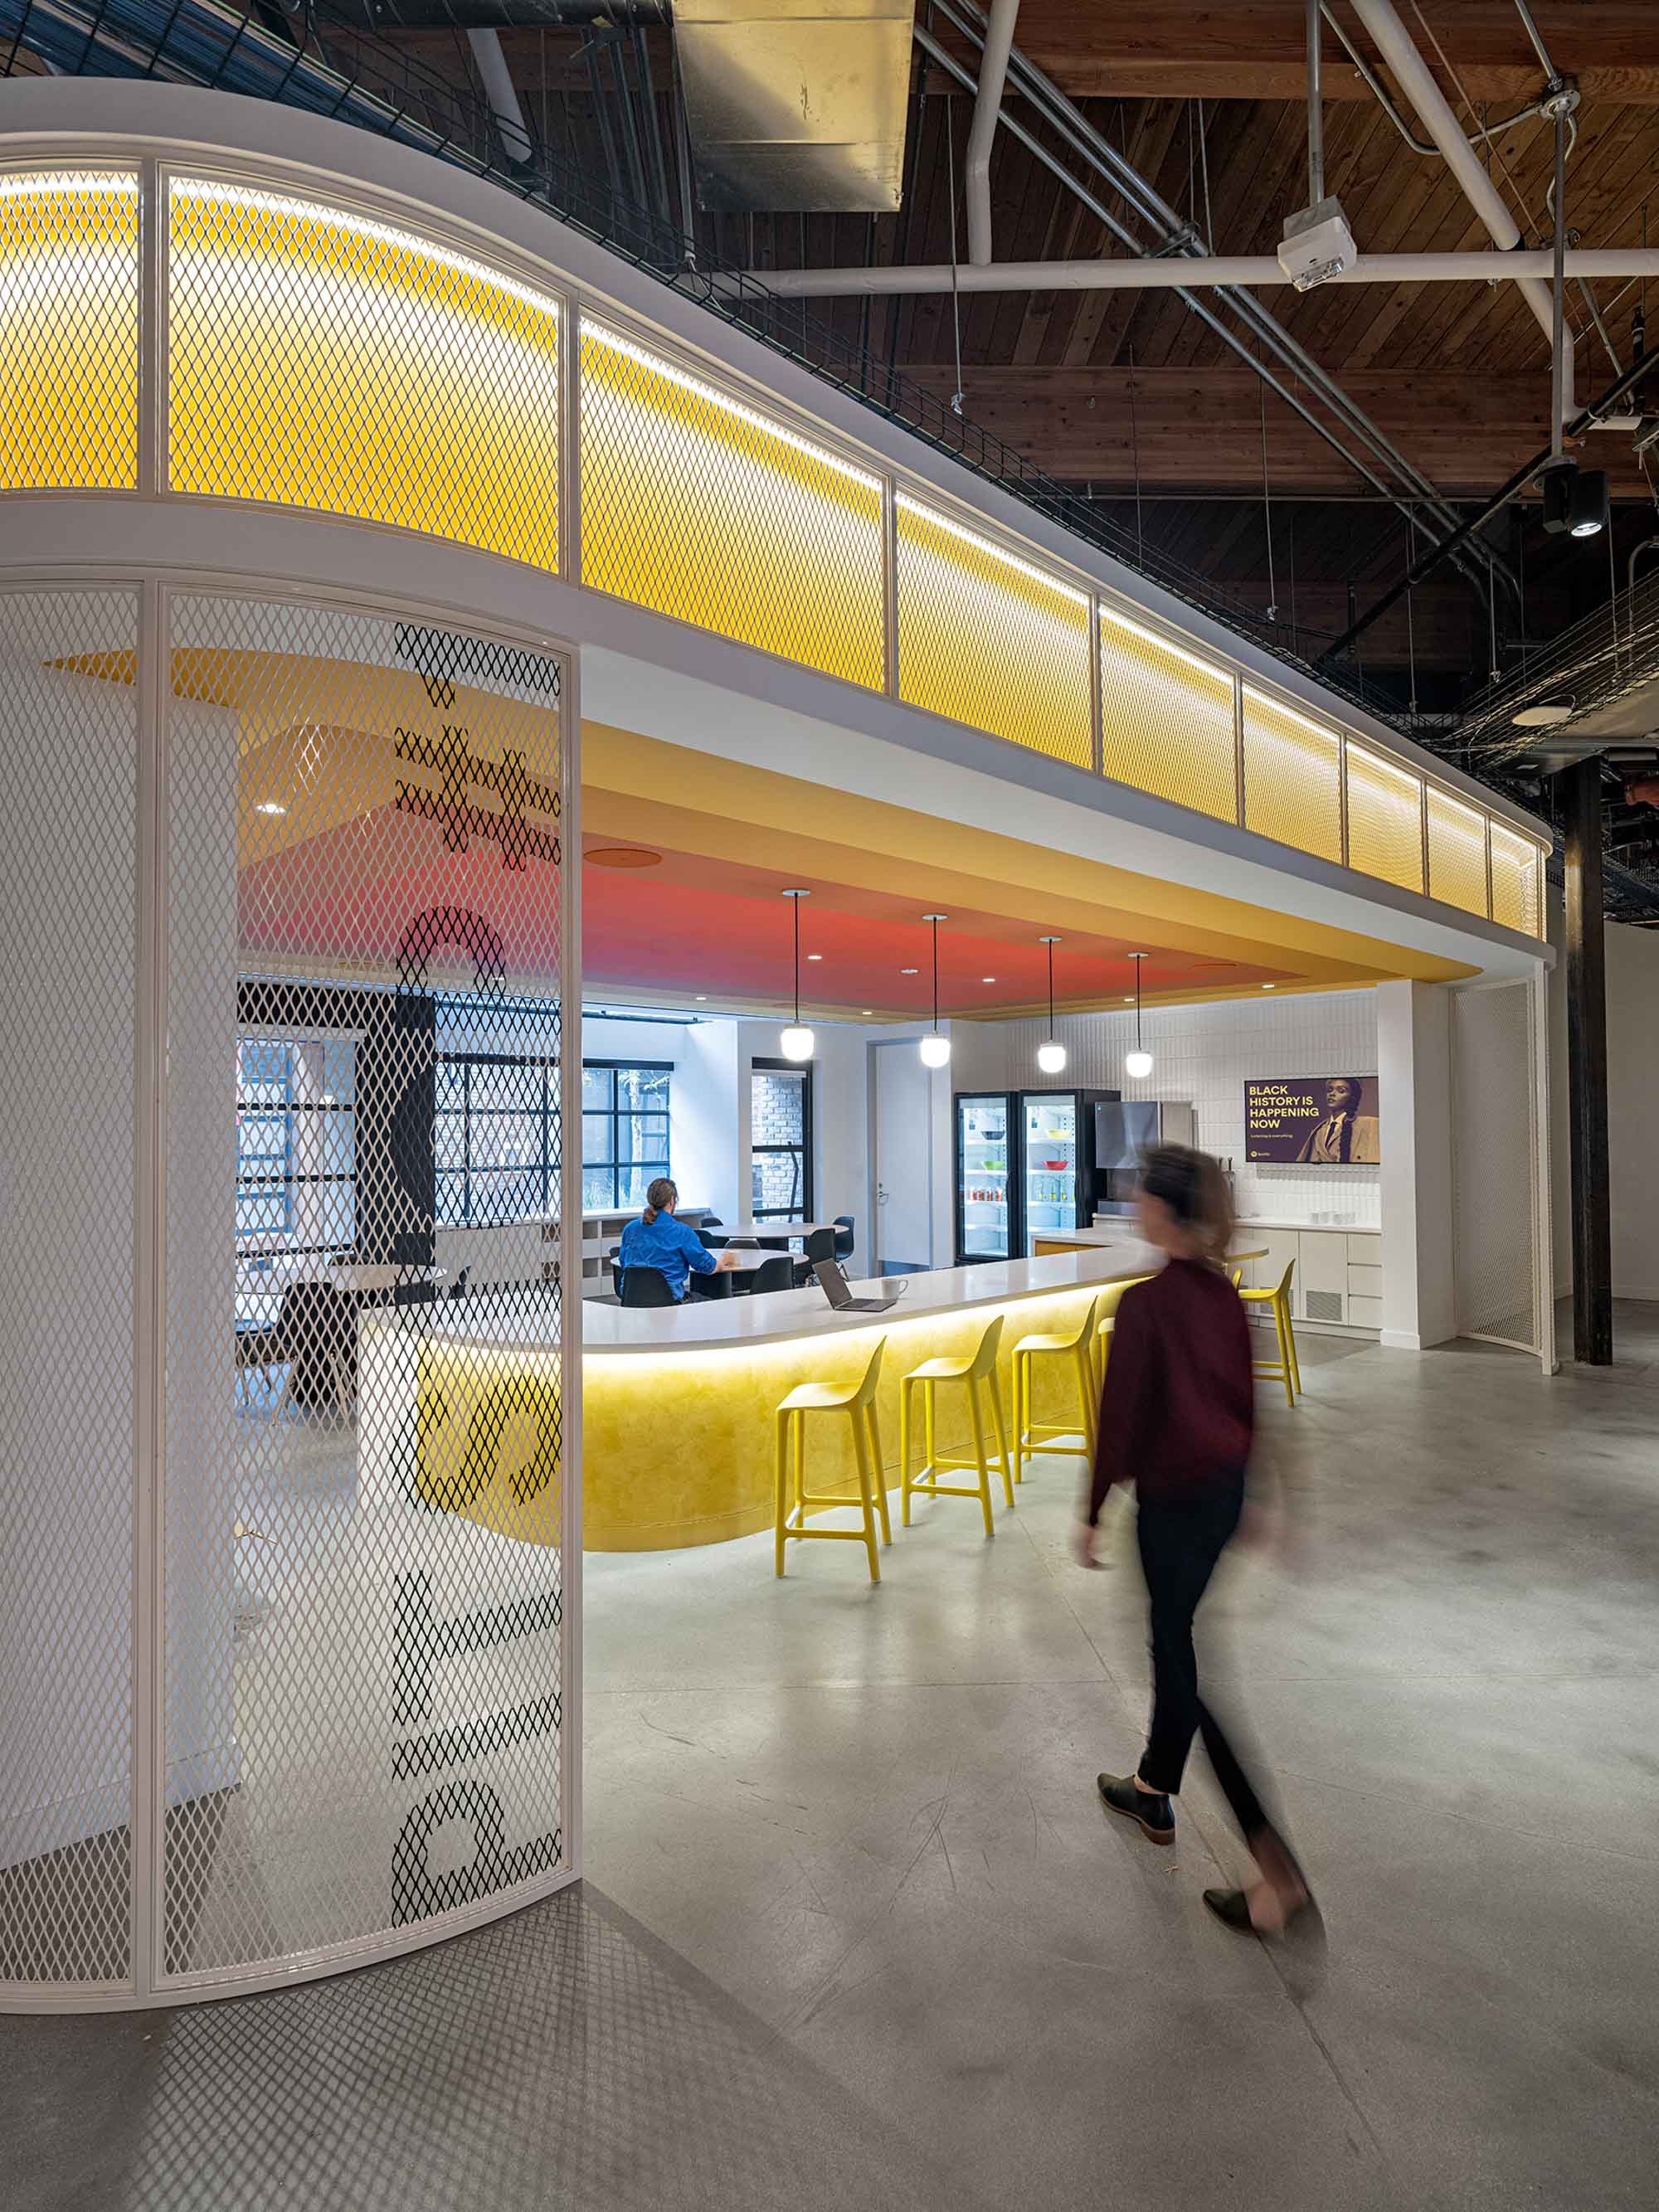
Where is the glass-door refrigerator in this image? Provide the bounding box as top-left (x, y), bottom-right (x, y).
top-left (955, 1091), bottom-right (1016, 1263)
top-left (1017, 1089), bottom-right (1117, 1252)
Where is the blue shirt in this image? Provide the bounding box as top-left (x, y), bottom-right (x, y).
top-left (618, 1212), bottom-right (717, 1301)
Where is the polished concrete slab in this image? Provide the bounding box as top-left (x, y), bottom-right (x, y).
top-left (7, 1307), bottom-right (1659, 2210)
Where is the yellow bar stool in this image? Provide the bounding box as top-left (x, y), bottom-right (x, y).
top-left (1091, 1276), bottom-right (1151, 1395)
top-left (1012, 1289), bottom-right (1106, 1479)
top-left (898, 1313), bottom-right (1014, 1537)
top-left (1239, 1260), bottom-right (1301, 1406)
top-left (774, 1336), bottom-right (891, 1582)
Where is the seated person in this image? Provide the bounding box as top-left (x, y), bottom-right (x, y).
top-left (618, 1179), bottom-right (741, 1301)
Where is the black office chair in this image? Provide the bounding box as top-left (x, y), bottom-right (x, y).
top-left (394, 1276), bottom-right (438, 1308)
top-left (793, 1224), bottom-right (838, 1286)
top-left (697, 1227), bottom-right (729, 1251)
top-left (688, 1267), bottom-right (735, 1300)
top-left (749, 1255), bottom-right (795, 1296)
top-left (449, 1267), bottom-right (470, 1300)
top-left (833, 1215), bottom-right (855, 1262)
top-left (607, 1243), bottom-right (623, 1299)
top-left (620, 1266), bottom-right (678, 1308)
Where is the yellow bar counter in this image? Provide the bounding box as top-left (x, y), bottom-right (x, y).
top-left (358, 1247), bottom-right (1159, 1552)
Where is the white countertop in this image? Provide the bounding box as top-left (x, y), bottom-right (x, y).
top-left (363, 1246), bottom-right (1160, 1359)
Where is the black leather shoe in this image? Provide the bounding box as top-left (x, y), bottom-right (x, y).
top-left (1203, 1887), bottom-right (1254, 1931)
top-left (1204, 1886), bottom-right (1326, 1952)
top-left (1097, 1772), bottom-right (1175, 1845)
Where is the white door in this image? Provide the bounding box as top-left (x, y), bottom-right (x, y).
top-left (872, 1042), bottom-right (934, 1274)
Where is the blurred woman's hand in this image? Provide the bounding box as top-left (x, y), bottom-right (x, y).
top-left (1072, 1519), bottom-right (1102, 1570)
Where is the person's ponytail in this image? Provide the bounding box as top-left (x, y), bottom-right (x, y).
top-left (642, 1175), bottom-right (678, 1227)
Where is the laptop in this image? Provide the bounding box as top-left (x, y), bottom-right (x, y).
top-left (815, 1260), bottom-right (907, 1315)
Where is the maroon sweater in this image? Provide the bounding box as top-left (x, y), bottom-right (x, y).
top-left (1087, 1258), bottom-right (1255, 1523)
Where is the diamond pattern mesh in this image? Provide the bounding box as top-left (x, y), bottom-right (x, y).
top-left (1427, 786), bottom-right (1490, 918)
top-left (1452, 981), bottom-right (1540, 1352)
top-left (0, 171), bottom-right (139, 491)
top-left (161, 592), bottom-right (569, 1986)
top-left (0, 589), bottom-right (139, 1992)
top-left (896, 496), bottom-right (1092, 767)
top-left (1099, 605), bottom-right (1236, 822)
top-left (168, 181), bottom-right (561, 569)
top-left (1240, 686), bottom-right (1343, 865)
top-left (578, 320), bottom-right (884, 688)
top-left (1490, 824), bottom-right (1544, 938)
top-left (1345, 743), bottom-right (1424, 895)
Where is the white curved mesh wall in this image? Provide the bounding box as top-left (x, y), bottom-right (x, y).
top-left (0, 589), bottom-right (139, 1996)
top-left (0, 584), bottom-right (577, 2007)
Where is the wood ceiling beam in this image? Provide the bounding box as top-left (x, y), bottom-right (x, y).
top-left (903, 363), bottom-right (1654, 495)
top-left (1005, 5), bottom-right (1659, 104)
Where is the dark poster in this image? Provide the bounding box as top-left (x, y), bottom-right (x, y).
top-left (1245, 1076), bottom-right (1380, 1164)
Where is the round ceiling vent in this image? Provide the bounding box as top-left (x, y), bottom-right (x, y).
top-left (585, 845), bottom-right (663, 869)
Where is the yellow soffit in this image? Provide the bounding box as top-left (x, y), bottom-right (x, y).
top-left (580, 721), bottom-right (1478, 990)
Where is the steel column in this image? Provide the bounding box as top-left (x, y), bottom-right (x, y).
top-left (1560, 756), bottom-right (1612, 1364)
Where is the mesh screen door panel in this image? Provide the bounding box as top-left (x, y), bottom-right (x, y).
top-left (1451, 980), bottom-right (1541, 1354)
top-left (0, 590), bottom-right (139, 1996)
top-left (160, 592), bottom-right (572, 1988)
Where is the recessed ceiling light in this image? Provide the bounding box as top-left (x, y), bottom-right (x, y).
top-left (1262, 983), bottom-right (1277, 989)
top-left (861, 1009), bottom-right (873, 1015)
top-left (807, 952), bottom-right (823, 960)
top-left (901, 966), bottom-right (918, 975)
top-left (255, 800), bottom-right (286, 815)
top-left (1124, 995), bottom-right (1134, 1004)
top-left (585, 844), bottom-right (663, 869)
top-left (695, 994), bottom-right (708, 1001)
top-left (982, 975), bottom-right (996, 983)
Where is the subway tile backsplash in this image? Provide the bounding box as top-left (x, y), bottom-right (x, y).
top-left (951, 988), bottom-right (1381, 1228)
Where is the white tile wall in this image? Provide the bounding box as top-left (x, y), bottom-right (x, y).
top-left (951, 988), bottom-right (1381, 1228)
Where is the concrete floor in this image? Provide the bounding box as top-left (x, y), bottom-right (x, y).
top-left (8, 1306), bottom-right (1659, 2210)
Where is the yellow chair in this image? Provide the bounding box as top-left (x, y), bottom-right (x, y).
top-left (899, 1314), bottom-right (1014, 1537)
top-left (1091, 1276), bottom-right (1152, 1395)
top-left (1013, 1290), bottom-right (1106, 1478)
top-left (774, 1336), bottom-right (891, 1581)
top-left (1239, 1260), bottom-right (1301, 1406)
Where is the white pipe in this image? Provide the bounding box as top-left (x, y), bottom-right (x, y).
top-left (1347, 0), bottom-right (1568, 396)
top-left (965, 0), bottom-right (1019, 266)
top-left (757, 247), bottom-right (1659, 299)
top-left (468, 27), bottom-right (533, 167)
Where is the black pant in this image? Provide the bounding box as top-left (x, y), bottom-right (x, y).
top-left (1136, 1483), bottom-right (1271, 1844)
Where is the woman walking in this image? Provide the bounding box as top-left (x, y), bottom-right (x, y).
top-left (1073, 1143), bottom-right (1318, 1942)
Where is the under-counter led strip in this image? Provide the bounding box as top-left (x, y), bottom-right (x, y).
top-left (171, 177), bottom-right (563, 323)
top-left (896, 491), bottom-right (1091, 607)
top-left (1100, 600), bottom-right (1230, 685)
top-left (583, 318), bottom-right (883, 493)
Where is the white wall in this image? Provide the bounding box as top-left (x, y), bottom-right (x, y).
top-left (951, 989), bottom-right (1382, 1228)
top-left (1548, 903), bottom-right (1659, 1301)
top-left (1377, 981), bottom-right (1456, 1349)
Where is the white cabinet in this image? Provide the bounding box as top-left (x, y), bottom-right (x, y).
top-left (1236, 1223), bottom-right (1383, 1333)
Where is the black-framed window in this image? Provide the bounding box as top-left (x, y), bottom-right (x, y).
top-left (581, 1062), bottom-right (671, 1211)
top-left (435, 1053), bottom-right (559, 1227)
top-left (751, 1058), bottom-right (812, 1223)
top-left (235, 1034), bottom-right (358, 1252)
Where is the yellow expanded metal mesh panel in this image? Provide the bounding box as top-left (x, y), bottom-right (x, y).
top-left (896, 497), bottom-right (1092, 766)
top-left (1099, 605), bottom-right (1236, 822)
top-left (1240, 687), bottom-right (1342, 863)
top-left (168, 180), bottom-right (560, 568)
top-left (1427, 786), bottom-right (1490, 916)
top-left (0, 172), bottom-right (139, 491)
top-left (1490, 823), bottom-right (1544, 936)
top-left (579, 321), bottom-right (884, 688)
top-left (1345, 742), bottom-right (1424, 894)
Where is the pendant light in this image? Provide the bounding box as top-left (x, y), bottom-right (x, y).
top-left (1125, 952), bottom-right (1153, 1080)
top-left (918, 914), bottom-right (951, 1067)
top-left (1036, 936), bottom-right (1067, 1075)
top-left (779, 888), bottom-right (815, 1062)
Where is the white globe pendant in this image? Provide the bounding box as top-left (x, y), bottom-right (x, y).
top-left (780, 1024), bottom-right (815, 1062)
top-left (1125, 1048), bottom-right (1154, 1080)
top-left (1036, 1038), bottom-right (1067, 1075)
top-left (919, 1032), bottom-right (951, 1068)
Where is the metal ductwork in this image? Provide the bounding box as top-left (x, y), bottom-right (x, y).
top-left (351, 3), bottom-right (671, 24)
top-left (674, 0), bottom-right (915, 211)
